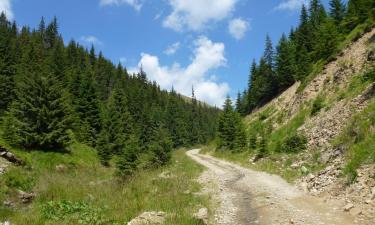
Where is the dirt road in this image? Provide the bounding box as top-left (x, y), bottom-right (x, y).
top-left (187, 149), bottom-right (356, 225)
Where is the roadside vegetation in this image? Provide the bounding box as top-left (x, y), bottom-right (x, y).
top-left (209, 0), bottom-right (375, 183)
top-left (0, 139), bottom-right (208, 224)
top-left (334, 100), bottom-right (375, 183)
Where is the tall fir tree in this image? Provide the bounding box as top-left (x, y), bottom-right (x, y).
top-left (275, 33), bottom-right (297, 91)
top-left (4, 71), bottom-right (71, 149)
top-left (329, 0), bottom-right (347, 25)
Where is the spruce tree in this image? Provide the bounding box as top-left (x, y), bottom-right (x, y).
top-left (148, 124), bottom-right (172, 167)
top-left (0, 13), bottom-right (16, 112)
top-left (4, 71), bottom-right (71, 149)
top-left (217, 96), bottom-right (246, 151)
top-left (329, 0), bottom-right (346, 25)
top-left (97, 87), bottom-right (134, 165)
top-left (275, 34), bottom-right (296, 91)
top-left (75, 69), bottom-right (101, 145)
top-left (116, 135), bottom-right (139, 177)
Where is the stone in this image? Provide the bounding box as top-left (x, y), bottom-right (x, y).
top-left (319, 152), bottom-right (331, 164)
top-left (158, 171), bottom-right (174, 179)
top-left (307, 174), bottom-right (315, 181)
top-left (55, 164), bottom-right (67, 172)
top-left (193, 208), bottom-right (208, 224)
top-left (17, 190), bottom-right (35, 204)
top-left (289, 218), bottom-right (295, 224)
top-left (127, 211), bottom-right (166, 225)
top-left (291, 163), bottom-right (299, 169)
top-left (349, 208), bottom-right (362, 217)
top-left (3, 200), bottom-right (14, 207)
top-left (343, 203), bottom-right (354, 211)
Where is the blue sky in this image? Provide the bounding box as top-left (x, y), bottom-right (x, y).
top-left (1, 0), bottom-right (329, 106)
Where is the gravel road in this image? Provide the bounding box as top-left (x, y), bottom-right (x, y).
top-left (187, 149), bottom-right (355, 225)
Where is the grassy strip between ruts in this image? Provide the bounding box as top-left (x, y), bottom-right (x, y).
top-left (0, 144), bottom-right (209, 225)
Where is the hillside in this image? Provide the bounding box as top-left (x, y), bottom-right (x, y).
top-left (207, 24), bottom-right (375, 223)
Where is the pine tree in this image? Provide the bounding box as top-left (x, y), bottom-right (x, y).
top-left (116, 135), bottom-right (139, 178)
top-left (329, 0), bottom-right (346, 25)
top-left (235, 92), bottom-right (242, 113)
top-left (0, 13), bottom-right (16, 112)
top-left (75, 69), bottom-right (101, 145)
top-left (4, 71), bottom-right (71, 149)
top-left (314, 19), bottom-right (340, 60)
top-left (295, 4), bottom-right (312, 80)
top-left (264, 35), bottom-right (275, 69)
top-left (275, 34), bottom-right (296, 91)
top-left (97, 87), bottom-right (134, 165)
top-left (217, 96), bottom-right (246, 151)
top-left (148, 124), bottom-right (173, 167)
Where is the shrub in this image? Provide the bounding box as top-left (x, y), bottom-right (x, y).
top-left (311, 96), bottom-right (325, 116)
top-left (280, 133), bottom-right (307, 153)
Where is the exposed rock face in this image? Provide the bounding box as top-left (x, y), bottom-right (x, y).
top-left (127, 211), bottom-right (166, 225)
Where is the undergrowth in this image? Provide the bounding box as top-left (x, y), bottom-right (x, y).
top-left (0, 138), bottom-right (208, 225)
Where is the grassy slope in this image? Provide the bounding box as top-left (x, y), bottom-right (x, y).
top-left (0, 135), bottom-right (208, 225)
top-left (203, 30), bottom-right (375, 183)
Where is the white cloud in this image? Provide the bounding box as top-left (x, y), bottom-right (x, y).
top-left (163, 0), bottom-right (238, 32)
top-left (80, 35), bottom-right (103, 46)
top-left (275, 0), bottom-right (307, 11)
top-left (0, 0), bottom-right (13, 20)
top-left (133, 36), bottom-right (229, 106)
top-left (164, 42), bottom-right (181, 55)
top-left (228, 18), bottom-right (250, 40)
top-left (100, 0), bottom-right (142, 11)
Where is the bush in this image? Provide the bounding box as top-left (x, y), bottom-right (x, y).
top-left (362, 68), bottom-right (375, 82)
top-left (280, 133), bottom-right (307, 153)
top-left (311, 96), bottom-right (325, 116)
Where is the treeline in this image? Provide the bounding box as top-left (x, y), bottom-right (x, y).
top-left (0, 14), bottom-right (219, 176)
top-left (235, 0), bottom-right (375, 115)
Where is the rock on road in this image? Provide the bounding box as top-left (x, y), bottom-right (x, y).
top-left (187, 149), bottom-right (356, 225)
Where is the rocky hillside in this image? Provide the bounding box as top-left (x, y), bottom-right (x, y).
top-left (243, 27), bottom-right (375, 223)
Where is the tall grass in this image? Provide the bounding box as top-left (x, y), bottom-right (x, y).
top-left (333, 100), bottom-right (375, 183)
top-left (0, 143), bottom-right (208, 224)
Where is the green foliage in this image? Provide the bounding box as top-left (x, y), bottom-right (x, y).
top-left (334, 100), bottom-right (375, 183)
top-left (115, 135), bottom-right (139, 177)
top-left (268, 109), bottom-right (309, 153)
top-left (244, 0), bottom-right (374, 113)
top-left (0, 15), bottom-right (219, 171)
top-left (311, 95), bottom-right (326, 116)
top-left (41, 200), bottom-right (109, 225)
top-left (3, 72), bottom-right (72, 150)
top-left (217, 97), bottom-right (247, 151)
top-left (1, 167), bottom-right (36, 192)
top-left (280, 133), bottom-right (307, 153)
